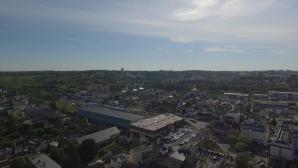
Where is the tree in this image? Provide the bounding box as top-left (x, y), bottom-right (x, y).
top-left (227, 134), bottom-right (238, 145)
top-left (7, 112), bottom-right (20, 132)
top-left (248, 92), bottom-right (254, 113)
top-left (79, 139), bottom-right (97, 165)
top-left (234, 142), bottom-right (249, 152)
top-left (50, 147), bottom-right (65, 166)
top-left (63, 141), bottom-right (81, 168)
top-left (10, 156), bottom-right (30, 168)
top-left (270, 117), bottom-right (277, 128)
top-left (238, 137), bottom-right (251, 145)
top-left (52, 101), bottom-right (75, 114)
top-left (20, 123), bottom-right (33, 136)
top-left (63, 104), bottom-right (75, 114)
top-left (235, 153), bottom-right (250, 168)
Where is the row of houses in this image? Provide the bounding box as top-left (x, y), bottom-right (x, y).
top-left (270, 121), bottom-right (298, 161)
top-left (224, 91), bottom-right (298, 102)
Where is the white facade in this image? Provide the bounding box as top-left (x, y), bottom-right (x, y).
top-left (226, 111), bottom-right (240, 123)
top-left (241, 128), bottom-right (269, 144)
top-left (240, 119), bottom-right (269, 144)
top-left (268, 91), bottom-right (298, 102)
top-left (129, 145), bottom-right (154, 165)
top-left (111, 154), bottom-right (128, 168)
top-left (269, 122), bottom-right (298, 161)
top-left (270, 144), bottom-right (294, 161)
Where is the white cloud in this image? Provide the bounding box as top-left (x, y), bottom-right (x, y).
top-left (66, 38), bottom-right (86, 42)
top-left (172, 0), bottom-right (277, 21)
top-left (185, 49), bottom-right (193, 53)
top-left (0, 0), bottom-right (297, 44)
top-left (203, 46), bottom-right (245, 53)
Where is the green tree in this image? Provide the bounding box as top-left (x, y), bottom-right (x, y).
top-left (270, 117), bottom-right (277, 127)
top-left (7, 112), bottom-right (20, 132)
top-left (234, 142), bottom-right (249, 152)
top-left (238, 137), bottom-right (251, 145)
top-left (10, 156), bottom-right (31, 168)
top-left (50, 147), bottom-right (65, 166)
top-left (79, 139), bottom-right (97, 165)
top-left (63, 104), bottom-right (75, 114)
top-left (235, 153), bottom-right (250, 168)
top-left (248, 92), bottom-right (254, 113)
top-left (20, 123), bottom-right (33, 136)
top-left (63, 141), bottom-right (81, 168)
top-left (227, 134), bottom-right (238, 145)
top-left (52, 101), bottom-right (75, 114)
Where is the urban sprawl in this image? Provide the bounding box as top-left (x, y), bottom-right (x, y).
top-left (0, 70), bottom-right (298, 168)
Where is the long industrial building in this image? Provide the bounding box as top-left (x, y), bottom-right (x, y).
top-left (77, 126), bottom-right (121, 145)
top-left (78, 106), bottom-right (144, 128)
top-left (130, 113), bottom-right (184, 138)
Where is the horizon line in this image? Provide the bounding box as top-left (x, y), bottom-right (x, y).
top-left (0, 69), bottom-right (297, 73)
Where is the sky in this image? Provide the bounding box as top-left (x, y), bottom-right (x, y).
top-left (0, 0), bottom-right (298, 71)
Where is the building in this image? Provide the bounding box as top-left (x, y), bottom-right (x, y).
top-left (253, 94), bottom-right (268, 101)
top-left (111, 154), bottom-right (128, 168)
top-left (225, 111), bottom-right (240, 123)
top-left (78, 106), bottom-right (144, 128)
top-left (77, 126), bottom-right (120, 145)
top-left (130, 113), bottom-right (183, 142)
top-left (268, 91), bottom-right (298, 102)
top-left (11, 95), bottom-right (29, 113)
top-left (88, 160), bottom-right (105, 168)
top-left (24, 106), bottom-right (61, 124)
top-left (270, 121), bottom-right (298, 161)
top-left (179, 145), bottom-right (199, 168)
top-left (155, 152), bottom-right (185, 168)
top-left (253, 100), bottom-right (289, 112)
top-left (209, 120), bottom-right (233, 137)
top-left (195, 111), bottom-right (213, 121)
top-left (129, 145), bottom-right (155, 166)
top-left (224, 93), bottom-right (249, 102)
top-left (28, 153), bottom-right (61, 168)
top-left (241, 118), bottom-right (269, 145)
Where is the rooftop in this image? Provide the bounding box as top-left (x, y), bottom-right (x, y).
top-left (29, 153), bottom-right (61, 168)
top-left (224, 92), bottom-right (248, 97)
top-left (269, 91), bottom-right (298, 95)
top-left (79, 106), bottom-right (144, 122)
top-left (130, 113), bottom-right (183, 132)
top-left (77, 126), bottom-right (121, 144)
top-left (170, 151), bottom-right (185, 162)
top-left (241, 119), bottom-right (266, 132)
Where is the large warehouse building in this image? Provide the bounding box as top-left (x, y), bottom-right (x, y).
top-left (130, 113), bottom-right (184, 138)
top-left (77, 126), bottom-right (121, 145)
top-left (78, 106), bottom-right (144, 128)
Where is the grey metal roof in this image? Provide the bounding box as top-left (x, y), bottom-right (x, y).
top-left (130, 113), bottom-right (183, 132)
top-left (77, 126), bottom-right (121, 144)
top-left (29, 153), bottom-right (61, 168)
top-left (79, 106), bottom-right (144, 122)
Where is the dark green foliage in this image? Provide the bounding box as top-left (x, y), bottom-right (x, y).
top-left (0, 70), bottom-right (297, 105)
top-left (235, 153), bottom-right (251, 168)
top-left (19, 123), bottom-right (33, 136)
top-left (79, 139), bottom-right (97, 165)
top-left (227, 134), bottom-right (251, 152)
top-left (50, 147), bottom-right (65, 166)
top-left (270, 117), bottom-right (277, 127)
top-left (234, 142), bottom-right (249, 152)
top-left (62, 141), bottom-right (82, 168)
top-left (51, 101), bottom-right (75, 114)
top-left (10, 156), bottom-right (31, 168)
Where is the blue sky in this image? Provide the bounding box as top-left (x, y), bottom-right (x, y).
top-left (0, 0), bottom-right (298, 71)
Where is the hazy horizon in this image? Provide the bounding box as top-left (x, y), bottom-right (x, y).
top-left (1, 0), bottom-right (298, 71)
